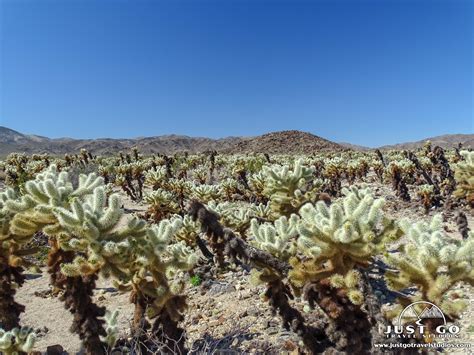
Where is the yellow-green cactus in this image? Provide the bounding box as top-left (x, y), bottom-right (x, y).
top-left (250, 214), bottom-right (298, 261)
top-left (4, 164), bottom-right (103, 238)
top-left (454, 150), bottom-right (474, 207)
top-left (384, 215), bottom-right (474, 320)
top-left (0, 327), bottom-right (36, 355)
top-left (100, 310), bottom-right (119, 348)
top-left (144, 166), bottom-right (168, 190)
top-left (290, 186), bottom-right (401, 302)
top-left (55, 187), bottom-right (147, 279)
top-left (190, 183), bottom-right (221, 203)
top-left (144, 189), bottom-right (180, 222)
top-left (262, 159), bottom-right (314, 217)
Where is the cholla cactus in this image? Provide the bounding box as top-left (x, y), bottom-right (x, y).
top-left (0, 188), bottom-right (38, 331)
top-left (386, 162), bottom-right (411, 201)
top-left (220, 178), bottom-right (240, 200)
top-left (208, 202), bottom-right (253, 236)
top-left (3, 153), bottom-right (38, 190)
top-left (191, 166), bottom-right (209, 184)
top-left (287, 187), bottom-right (399, 353)
top-left (144, 189), bottom-right (180, 222)
top-left (248, 171), bottom-right (267, 200)
top-left (126, 218), bottom-right (198, 353)
top-left (114, 162), bottom-right (145, 201)
top-left (323, 156), bottom-right (344, 196)
top-left (191, 183), bottom-right (221, 203)
top-left (416, 184), bottom-right (435, 213)
top-left (0, 188), bottom-right (33, 263)
top-left (248, 202), bottom-right (272, 220)
top-left (55, 187), bottom-right (147, 279)
top-left (262, 159), bottom-right (314, 217)
top-left (250, 215), bottom-right (298, 261)
top-left (100, 311), bottom-right (119, 348)
top-left (164, 178), bottom-right (192, 200)
top-left (347, 159), bottom-right (369, 183)
top-left (97, 164), bottom-right (114, 185)
top-left (172, 215), bottom-right (200, 246)
top-left (4, 165), bottom-right (125, 354)
top-left (423, 140), bottom-right (432, 155)
top-left (371, 159), bottom-right (384, 182)
top-left (144, 166), bottom-right (168, 190)
top-left (454, 150), bottom-right (474, 207)
top-left (5, 164), bottom-right (103, 238)
top-left (384, 216), bottom-right (474, 321)
top-left (0, 326), bottom-right (36, 355)
top-left (291, 186), bottom-right (400, 295)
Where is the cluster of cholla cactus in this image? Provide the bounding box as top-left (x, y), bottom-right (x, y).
top-left (3, 165), bottom-right (124, 353)
top-left (384, 215), bottom-right (473, 328)
top-left (1, 153), bottom-right (50, 190)
top-left (0, 164), bottom-right (198, 354)
top-left (346, 158), bottom-right (370, 183)
top-left (454, 150), bottom-right (474, 207)
top-left (249, 186), bottom-right (402, 352)
top-left (0, 143), bottom-right (472, 354)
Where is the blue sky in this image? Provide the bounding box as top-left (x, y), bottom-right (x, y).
top-left (0, 0), bottom-right (472, 147)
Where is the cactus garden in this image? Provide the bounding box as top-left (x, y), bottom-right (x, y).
top-left (0, 144), bottom-right (472, 354)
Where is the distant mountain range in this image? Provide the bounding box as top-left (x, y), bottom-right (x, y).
top-left (0, 126), bottom-right (471, 156)
top-left (376, 134), bottom-right (474, 150)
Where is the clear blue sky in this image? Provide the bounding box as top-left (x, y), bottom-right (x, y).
top-left (0, 0), bottom-right (472, 147)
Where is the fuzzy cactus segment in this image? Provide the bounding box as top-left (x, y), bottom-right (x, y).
top-left (250, 214), bottom-right (299, 260)
top-left (454, 150), bottom-right (474, 207)
top-left (0, 326), bottom-right (36, 355)
top-left (100, 310), bottom-right (119, 348)
top-left (384, 215), bottom-right (474, 319)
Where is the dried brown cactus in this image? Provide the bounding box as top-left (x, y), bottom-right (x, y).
top-left (47, 240), bottom-right (106, 355)
top-left (0, 262), bottom-right (25, 331)
top-left (303, 279), bottom-right (372, 353)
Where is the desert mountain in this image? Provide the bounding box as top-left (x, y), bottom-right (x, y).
top-left (378, 134), bottom-right (473, 150)
top-left (0, 126), bottom-right (471, 156)
top-left (223, 130), bottom-right (343, 154)
top-left (0, 127), bottom-right (344, 156)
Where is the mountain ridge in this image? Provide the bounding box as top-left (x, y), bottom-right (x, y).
top-left (0, 126), bottom-right (471, 156)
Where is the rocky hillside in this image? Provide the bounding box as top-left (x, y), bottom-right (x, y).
top-left (223, 130), bottom-right (344, 154)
